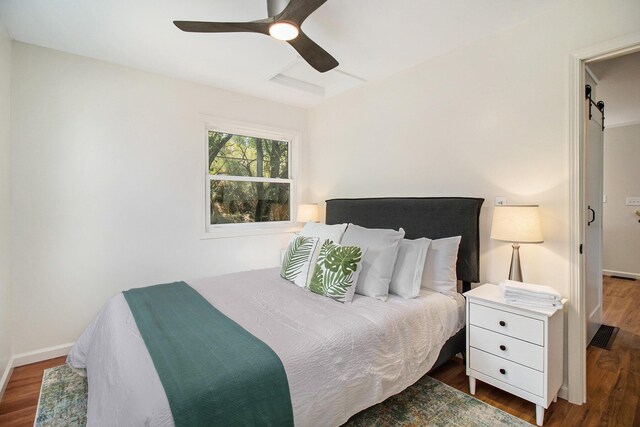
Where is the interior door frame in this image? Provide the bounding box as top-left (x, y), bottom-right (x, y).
top-left (567, 32), bottom-right (640, 404)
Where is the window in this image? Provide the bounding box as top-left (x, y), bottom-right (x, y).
top-left (206, 122), bottom-right (296, 233)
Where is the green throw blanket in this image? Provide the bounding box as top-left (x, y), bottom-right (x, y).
top-left (123, 281), bottom-right (294, 427)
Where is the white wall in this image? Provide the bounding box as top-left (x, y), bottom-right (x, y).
top-left (307, 0), bottom-right (640, 297)
top-left (0, 22), bottom-right (12, 384)
top-left (603, 124), bottom-right (640, 278)
top-left (10, 43), bottom-right (307, 354)
top-left (5, 0), bottom-right (640, 373)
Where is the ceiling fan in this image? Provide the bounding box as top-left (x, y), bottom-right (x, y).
top-left (174, 0), bottom-right (338, 73)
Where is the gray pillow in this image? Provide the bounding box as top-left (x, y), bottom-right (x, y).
top-left (341, 224), bottom-right (405, 300)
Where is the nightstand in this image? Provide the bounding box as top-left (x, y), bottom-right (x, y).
top-left (464, 284), bottom-right (566, 426)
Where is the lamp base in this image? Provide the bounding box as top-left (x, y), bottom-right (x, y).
top-left (508, 243), bottom-right (523, 282)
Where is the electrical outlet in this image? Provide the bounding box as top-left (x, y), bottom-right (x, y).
top-left (626, 197), bottom-right (640, 206)
top-left (495, 197), bottom-right (507, 206)
top-left (603, 194), bottom-right (607, 203)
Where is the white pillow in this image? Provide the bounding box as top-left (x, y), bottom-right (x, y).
top-left (280, 235), bottom-right (320, 288)
top-left (421, 236), bottom-right (461, 296)
top-left (299, 221), bottom-right (348, 244)
top-left (389, 238), bottom-right (431, 299)
top-left (341, 224), bottom-right (405, 301)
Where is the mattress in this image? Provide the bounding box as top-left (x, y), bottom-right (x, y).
top-left (68, 267), bottom-right (465, 427)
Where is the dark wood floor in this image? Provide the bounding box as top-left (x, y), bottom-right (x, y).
top-left (0, 276), bottom-right (637, 426)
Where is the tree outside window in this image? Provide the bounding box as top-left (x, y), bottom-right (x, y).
top-left (208, 130), bottom-right (292, 226)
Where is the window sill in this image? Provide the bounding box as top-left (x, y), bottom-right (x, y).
top-left (200, 223), bottom-right (302, 240)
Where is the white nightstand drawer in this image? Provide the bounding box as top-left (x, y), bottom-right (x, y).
top-left (469, 302), bottom-right (544, 345)
top-left (470, 348), bottom-right (544, 397)
top-left (469, 325), bottom-right (544, 371)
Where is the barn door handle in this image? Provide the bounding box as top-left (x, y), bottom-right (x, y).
top-left (587, 206), bottom-right (596, 226)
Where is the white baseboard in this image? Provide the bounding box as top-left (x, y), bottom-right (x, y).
top-left (0, 343), bottom-right (73, 400)
top-left (558, 384), bottom-right (569, 402)
top-left (603, 270), bottom-right (639, 280)
top-left (0, 357), bottom-right (14, 402)
top-left (12, 343), bottom-right (73, 368)
top-left (0, 343), bottom-right (73, 404)
top-left (589, 303), bottom-right (602, 321)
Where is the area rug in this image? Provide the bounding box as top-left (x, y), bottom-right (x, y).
top-left (35, 364), bottom-right (87, 427)
top-left (345, 375), bottom-right (531, 426)
top-left (35, 364), bottom-right (530, 426)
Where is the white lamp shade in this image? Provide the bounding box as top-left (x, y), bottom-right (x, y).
top-left (491, 205), bottom-right (544, 243)
top-left (297, 204), bottom-right (320, 223)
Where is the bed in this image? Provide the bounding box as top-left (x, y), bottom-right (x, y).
top-left (325, 197), bottom-right (484, 372)
top-left (67, 197), bottom-right (484, 426)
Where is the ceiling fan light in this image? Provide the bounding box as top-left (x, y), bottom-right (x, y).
top-left (269, 22), bottom-right (299, 41)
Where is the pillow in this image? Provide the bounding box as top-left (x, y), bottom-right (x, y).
top-left (389, 238), bottom-right (431, 299)
top-left (421, 236), bottom-right (462, 296)
top-left (299, 221), bottom-right (348, 244)
top-left (280, 235), bottom-right (320, 287)
top-left (340, 224), bottom-right (405, 301)
top-left (309, 240), bottom-right (365, 303)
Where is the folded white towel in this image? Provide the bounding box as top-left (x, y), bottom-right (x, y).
top-left (503, 288), bottom-right (561, 301)
top-left (504, 298), bottom-right (563, 309)
top-left (499, 279), bottom-right (562, 300)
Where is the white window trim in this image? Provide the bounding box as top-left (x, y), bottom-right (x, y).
top-left (200, 115), bottom-right (301, 239)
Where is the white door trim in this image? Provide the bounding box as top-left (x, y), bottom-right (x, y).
top-left (567, 31), bottom-right (640, 404)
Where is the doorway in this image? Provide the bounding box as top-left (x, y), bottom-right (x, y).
top-left (584, 51), bottom-right (640, 351)
top-left (567, 33), bottom-right (640, 405)
top-left (587, 52), bottom-right (640, 285)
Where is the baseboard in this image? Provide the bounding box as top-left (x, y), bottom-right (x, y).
top-left (12, 343), bottom-right (73, 368)
top-left (0, 357), bottom-right (15, 402)
top-left (589, 303), bottom-right (602, 321)
top-left (603, 270), bottom-right (639, 280)
top-left (0, 343), bottom-right (73, 403)
top-left (558, 384), bottom-right (569, 402)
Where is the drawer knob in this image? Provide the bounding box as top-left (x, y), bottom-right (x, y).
top-left (499, 320), bottom-right (506, 327)
top-left (499, 345), bottom-right (506, 351)
top-left (499, 368), bottom-right (506, 375)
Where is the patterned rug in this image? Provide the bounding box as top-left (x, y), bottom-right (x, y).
top-left (35, 365), bottom-right (87, 426)
top-left (345, 375), bottom-right (531, 426)
top-left (36, 364), bottom-right (530, 426)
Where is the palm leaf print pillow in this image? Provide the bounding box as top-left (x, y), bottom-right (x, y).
top-left (309, 240), bottom-right (365, 303)
top-left (281, 235), bottom-right (320, 287)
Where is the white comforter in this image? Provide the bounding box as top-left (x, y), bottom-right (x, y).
top-left (68, 268), bottom-right (464, 427)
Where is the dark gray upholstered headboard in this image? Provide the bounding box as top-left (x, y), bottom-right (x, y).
top-left (325, 197), bottom-right (484, 292)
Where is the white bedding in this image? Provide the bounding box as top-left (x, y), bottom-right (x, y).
top-left (68, 268), bottom-right (464, 427)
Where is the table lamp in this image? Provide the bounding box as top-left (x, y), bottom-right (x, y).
top-left (297, 203), bottom-right (320, 223)
top-left (490, 205), bottom-right (543, 282)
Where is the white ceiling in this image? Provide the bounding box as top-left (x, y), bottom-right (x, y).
top-left (0, 0), bottom-right (557, 108)
top-left (588, 51), bottom-right (640, 127)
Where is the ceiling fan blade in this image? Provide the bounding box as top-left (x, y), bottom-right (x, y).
top-left (174, 20), bottom-right (271, 35)
top-left (279, 0), bottom-right (328, 25)
top-left (287, 30), bottom-right (338, 73)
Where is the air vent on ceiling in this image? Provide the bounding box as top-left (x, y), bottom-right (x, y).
top-left (269, 61), bottom-right (366, 97)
